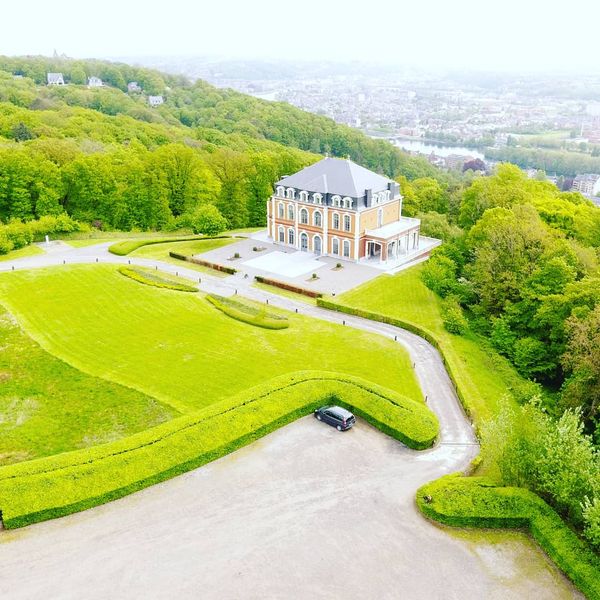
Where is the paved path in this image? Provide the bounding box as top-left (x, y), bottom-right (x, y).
top-left (0, 242), bottom-right (581, 598)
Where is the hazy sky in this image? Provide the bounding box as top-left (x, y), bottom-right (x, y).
top-left (2, 0), bottom-right (598, 73)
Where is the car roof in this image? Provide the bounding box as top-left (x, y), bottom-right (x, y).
top-left (327, 405), bottom-right (354, 418)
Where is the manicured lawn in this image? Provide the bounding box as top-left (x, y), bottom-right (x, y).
top-left (0, 265), bottom-right (423, 418)
top-left (338, 265), bottom-right (532, 426)
top-left (252, 281), bottom-right (317, 305)
top-left (0, 245), bottom-right (44, 262)
top-left (65, 238), bottom-right (123, 248)
top-left (0, 307), bottom-right (175, 466)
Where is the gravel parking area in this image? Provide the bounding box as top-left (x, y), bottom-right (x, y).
top-left (0, 419), bottom-right (580, 600)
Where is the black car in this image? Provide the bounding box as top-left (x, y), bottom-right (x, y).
top-left (314, 405), bottom-right (356, 431)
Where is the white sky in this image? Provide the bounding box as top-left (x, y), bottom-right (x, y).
top-left (1, 0), bottom-right (598, 73)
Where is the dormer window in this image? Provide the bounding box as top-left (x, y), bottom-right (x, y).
top-left (276, 186), bottom-right (285, 197)
top-left (342, 196), bottom-right (352, 208)
top-left (332, 195), bottom-right (341, 207)
top-left (300, 190), bottom-right (309, 202)
top-left (286, 188), bottom-right (295, 199)
top-left (314, 193), bottom-right (323, 204)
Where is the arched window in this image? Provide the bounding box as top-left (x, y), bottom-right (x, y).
top-left (287, 204), bottom-right (294, 220)
top-left (300, 208), bottom-right (308, 224)
top-left (313, 210), bottom-right (322, 227)
top-left (385, 190), bottom-right (391, 201)
top-left (314, 193), bottom-right (323, 204)
top-left (299, 190), bottom-right (309, 202)
top-left (278, 226), bottom-right (285, 243)
top-left (373, 193), bottom-right (380, 204)
top-left (276, 186), bottom-right (285, 197)
top-left (300, 232), bottom-right (308, 251)
top-left (332, 195), bottom-right (341, 207)
top-left (288, 228), bottom-right (295, 245)
top-left (286, 188), bottom-right (295, 199)
top-left (343, 214), bottom-right (351, 232)
top-left (314, 235), bottom-right (322, 255)
top-left (343, 240), bottom-right (351, 258)
top-left (347, 198), bottom-right (353, 208)
top-left (332, 212), bottom-right (340, 229)
top-left (332, 238), bottom-right (339, 255)
top-left (278, 202), bottom-right (284, 219)
top-left (342, 196), bottom-right (351, 208)
top-left (377, 208), bottom-right (383, 228)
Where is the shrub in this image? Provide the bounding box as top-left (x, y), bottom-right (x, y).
top-left (206, 294), bottom-right (289, 329)
top-left (118, 267), bottom-right (197, 292)
top-left (254, 276), bottom-right (322, 298)
top-left (582, 497), bottom-right (600, 550)
top-left (170, 252), bottom-right (237, 274)
top-left (0, 371), bottom-right (438, 529)
top-left (441, 296), bottom-right (468, 335)
top-left (190, 204), bottom-right (227, 236)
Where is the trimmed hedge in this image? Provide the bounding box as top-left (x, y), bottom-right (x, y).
top-left (0, 371), bottom-right (438, 529)
top-left (117, 266), bottom-right (198, 292)
top-left (255, 275), bottom-right (323, 298)
top-left (417, 475), bottom-right (600, 599)
top-left (169, 251), bottom-right (237, 274)
top-left (206, 294), bottom-right (289, 329)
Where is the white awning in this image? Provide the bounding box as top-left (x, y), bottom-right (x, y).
top-left (365, 217), bottom-right (420, 239)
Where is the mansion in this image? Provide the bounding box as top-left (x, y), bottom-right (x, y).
top-left (267, 157), bottom-right (438, 265)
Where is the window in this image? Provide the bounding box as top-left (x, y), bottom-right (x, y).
top-left (314, 235), bottom-right (322, 255)
top-left (343, 240), bottom-right (351, 258)
top-left (276, 186), bottom-right (285, 197)
top-left (300, 232), bottom-right (308, 251)
top-left (314, 193), bottom-right (323, 204)
top-left (286, 188), bottom-right (295, 199)
top-left (287, 205), bottom-right (294, 220)
top-left (332, 195), bottom-right (341, 207)
top-left (342, 196), bottom-right (351, 208)
top-left (288, 228), bottom-right (295, 245)
top-left (299, 190), bottom-right (309, 202)
top-left (278, 226), bottom-right (285, 243)
top-left (332, 213), bottom-right (340, 229)
top-left (314, 211), bottom-right (322, 227)
top-left (343, 214), bottom-right (351, 232)
top-left (300, 208), bottom-right (308, 225)
top-left (332, 238), bottom-right (339, 255)
top-left (278, 202), bottom-right (284, 219)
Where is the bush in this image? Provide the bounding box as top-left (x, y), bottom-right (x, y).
top-left (190, 204), bottom-right (228, 236)
top-left (441, 296), bottom-right (468, 335)
top-left (582, 497), bottom-right (600, 550)
top-left (254, 275), bottom-right (322, 298)
top-left (206, 294), bottom-right (289, 329)
top-left (118, 266), bottom-right (197, 292)
top-left (0, 371), bottom-right (438, 529)
top-left (417, 475), bottom-right (600, 599)
top-left (170, 252), bottom-right (237, 274)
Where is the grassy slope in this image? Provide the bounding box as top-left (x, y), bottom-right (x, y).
top-left (0, 265), bottom-right (422, 417)
top-left (130, 237), bottom-right (237, 261)
top-left (0, 245), bottom-right (43, 262)
top-left (338, 265), bottom-right (530, 426)
top-left (0, 307), bottom-right (175, 466)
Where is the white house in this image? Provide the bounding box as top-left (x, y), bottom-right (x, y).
top-left (87, 76), bottom-right (103, 88)
top-left (127, 81), bottom-right (142, 93)
top-left (148, 95), bottom-right (164, 107)
top-left (267, 157), bottom-right (440, 265)
top-left (571, 174), bottom-right (600, 197)
top-left (47, 73), bottom-right (65, 86)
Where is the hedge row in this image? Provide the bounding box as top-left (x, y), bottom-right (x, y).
top-left (117, 266), bottom-right (198, 293)
top-left (0, 371), bottom-right (438, 529)
top-left (169, 251), bottom-right (237, 274)
top-left (0, 214), bottom-right (87, 255)
top-left (108, 235), bottom-right (207, 256)
top-left (254, 275), bottom-right (323, 298)
top-left (417, 475), bottom-right (600, 599)
top-left (206, 294), bottom-right (289, 330)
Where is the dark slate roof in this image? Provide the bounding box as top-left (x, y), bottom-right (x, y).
top-left (277, 157), bottom-right (392, 197)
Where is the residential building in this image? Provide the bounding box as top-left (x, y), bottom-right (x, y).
top-left (571, 174), bottom-right (600, 197)
top-left (267, 157), bottom-right (439, 265)
top-left (148, 95), bottom-right (164, 107)
top-left (47, 73), bottom-right (65, 86)
top-left (87, 76), bottom-right (103, 88)
top-left (127, 81), bottom-right (142, 93)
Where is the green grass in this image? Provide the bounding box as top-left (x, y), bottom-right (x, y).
top-left (0, 245), bottom-right (44, 262)
top-left (118, 266), bottom-right (198, 292)
top-left (337, 265), bottom-right (536, 427)
top-left (108, 235), bottom-right (206, 256)
top-left (0, 371), bottom-right (438, 529)
top-left (65, 238), bottom-right (123, 248)
top-left (0, 265), bottom-right (423, 417)
top-left (252, 282), bottom-right (317, 305)
top-left (0, 307), bottom-right (176, 467)
top-left (417, 475), bottom-right (600, 599)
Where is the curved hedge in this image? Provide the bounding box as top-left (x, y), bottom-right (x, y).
top-left (417, 475), bottom-right (600, 599)
top-left (118, 266), bottom-right (198, 292)
top-left (0, 371), bottom-right (438, 529)
top-left (207, 294), bottom-right (289, 329)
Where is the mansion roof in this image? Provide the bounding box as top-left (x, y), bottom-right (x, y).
top-left (277, 157), bottom-right (393, 198)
